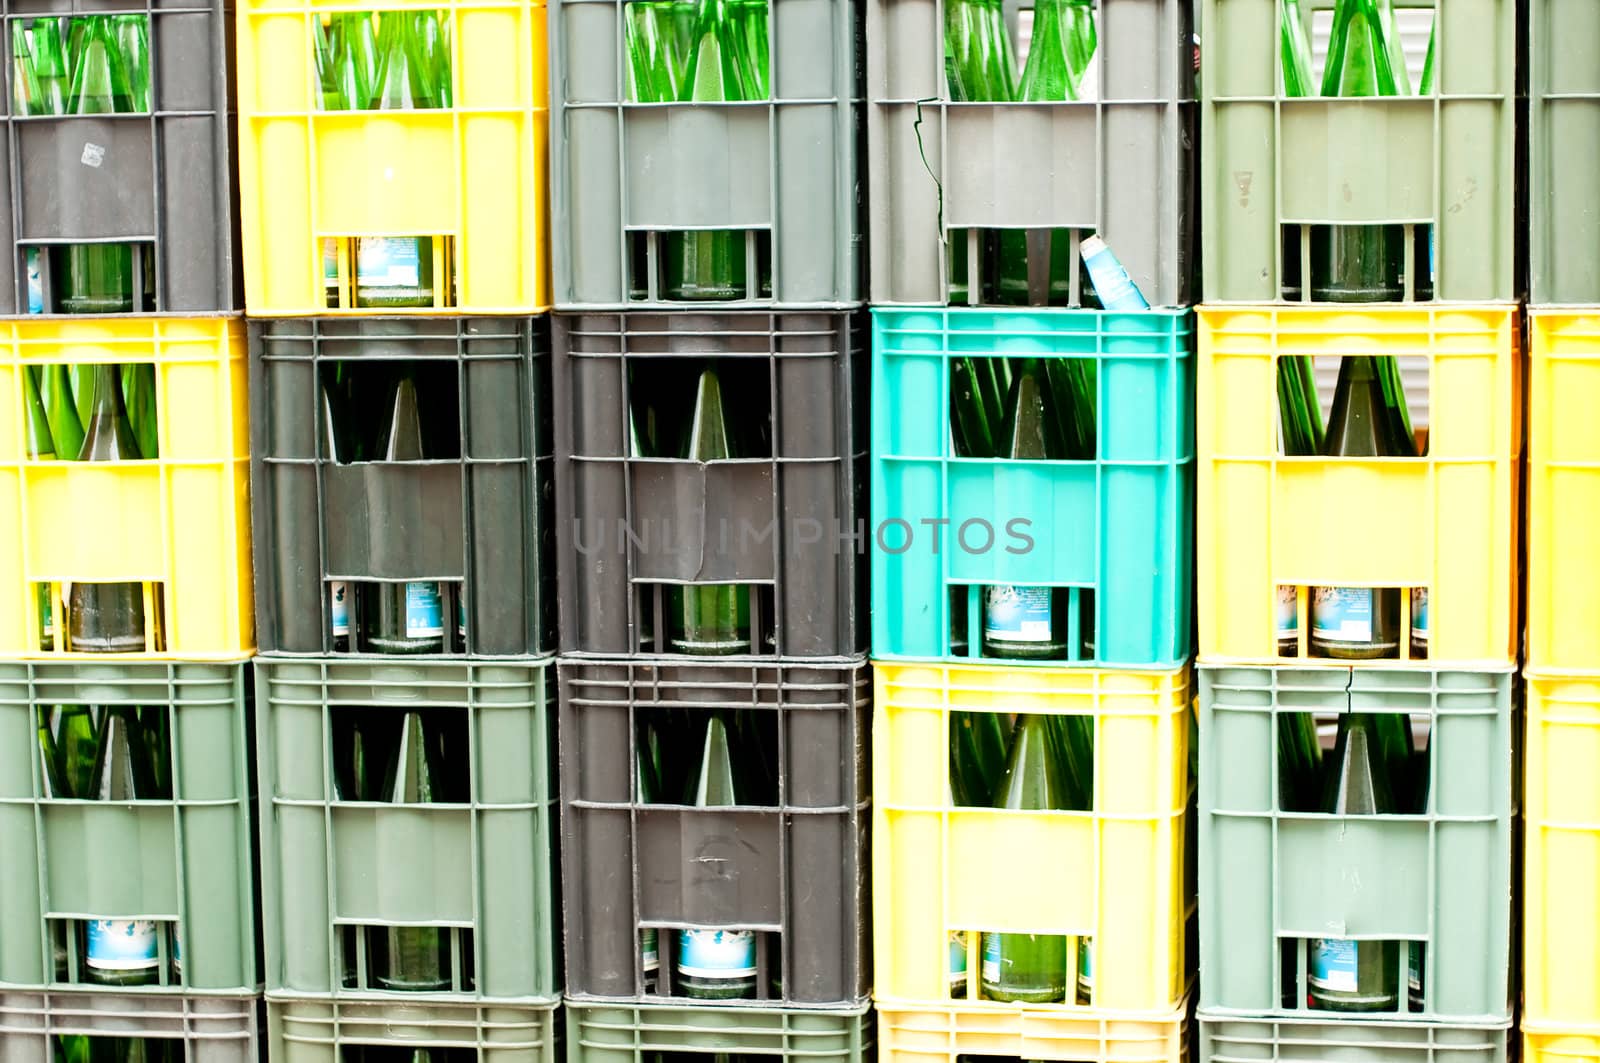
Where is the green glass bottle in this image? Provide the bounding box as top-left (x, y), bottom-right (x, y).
top-left (1044, 713), bottom-right (1093, 810)
top-left (120, 362), bottom-right (158, 459)
top-left (735, 0), bottom-right (769, 98)
top-left (1311, 356), bottom-right (1414, 658)
top-left (412, 10), bottom-right (451, 108)
top-left (949, 356), bottom-right (1009, 459)
top-left (1274, 348), bottom-right (1324, 654)
top-left (1377, 0), bottom-right (1410, 96)
top-left (61, 18), bottom-right (134, 314)
top-left (1307, 713), bottom-right (1399, 1010)
top-left (677, 715), bottom-right (758, 999)
top-left (70, 362), bottom-right (96, 428)
top-left (981, 714), bottom-right (1069, 1001)
top-left (945, 0), bottom-right (1016, 101)
top-left (1279, 0), bottom-right (1313, 97)
top-left (23, 365), bottom-right (56, 460)
top-left (949, 710), bottom-right (1010, 806)
top-left (135, 705), bottom-right (172, 800)
top-left (40, 363), bottom-right (83, 461)
top-left (1016, 0), bottom-right (1079, 102)
top-left (982, 361), bottom-right (1077, 660)
top-left (363, 376), bottom-right (448, 653)
top-left (1277, 711), bottom-right (1322, 812)
top-left (664, 0), bottom-right (755, 301)
top-left (375, 711), bottom-right (453, 990)
top-left (68, 364), bottom-right (149, 653)
top-left (1419, 21), bottom-right (1435, 94)
top-left (315, 15), bottom-right (342, 111)
top-left (1313, 0), bottom-right (1404, 301)
top-left (13, 23), bottom-right (46, 115)
top-left (114, 15), bottom-right (150, 113)
top-left (625, 0), bottom-right (684, 102)
top-left (30, 19), bottom-right (69, 116)
top-left (1065, 0), bottom-right (1096, 90)
top-left (332, 12), bottom-right (379, 111)
top-left (37, 704), bottom-right (97, 798)
top-left (668, 368), bottom-right (753, 653)
top-left (636, 720), bottom-right (662, 991)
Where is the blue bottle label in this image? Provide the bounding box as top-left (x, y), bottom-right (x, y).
top-left (86, 920), bottom-right (159, 973)
top-left (1307, 938), bottom-right (1358, 993)
top-left (1081, 238), bottom-right (1150, 311)
top-left (984, 586), bottom-right (1052, 643)
top-left (330, 581), bottom-right (350, 637)
top-left (1277, 586), bottom-right (1298, 641)
top-left (1312, 587), bottom-right (1373, 643)
top-left (1078, 936), bottom-right (1093, 997)
top-left (405, 582), bottom-right (444, 638)
top-left (26, 249), bottom-right (42, 314)
top-left (948, 931), bottom-right (967, 992)
top-left (357, 237), bottom-right (422, 288)
top-left (676, 929), bottom-right (756, 978)
top-left (980, 932), bottom-right (1004, 983)
top-left (1411, 588), bottom-right (1428, 645)
top-left (1408, 943), bottom-right (1421, 998)
top-left (323, 239), bottom-right (339, 283)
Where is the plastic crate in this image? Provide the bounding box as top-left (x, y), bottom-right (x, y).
top-left (1526, 310), bottom-right (1600, 671)
top-left (559, 658), bottom-right (870, 1007)
top-left (1531, 1), bottom-right (1600, 304)
top-left (1196, 305), bottom-right (1520, 667)
top-left (564, 1002), bottom-right (869, 1063)
top-left (250, 317), bottom-right (554, 658)
top-left (236, 0), bottom-right (549, 315)
top-left (0, 315), bottom-right (252, 659)
top-left (549, 0), bottom-right (862, 309)
top-left (876, 998), bottom-right (1190, 1063)
top-left (1198, 665), bottom-right (1515, 1022)
top-left (552, 312), bottom-right (866, 659)
top-left (0, 991), bottom-right (261, 1063)
top-left (256, 659), bottom-right (558, 1004)
top-left (870, 307), bottom-right (1193, 668)
top-left (873, 661), bottom-right (1192, 1013)
top-left (1200, 1014), bottom-right (1509, 1063)
top-left (0, 661), bottom-right (256, 992)
top-left (1523, 671), bottom-right (1600, 1027)
top-left (0, 0), bottom-right (241, 315)
top-left (268, 999), bottom-right (558, 1063)
top-left (867, 0), bottom-right (1194, 307)
top-left (1201, 0), bottom-right (1515, 303)
top-left (1525, 1025), bottom-right (1600, 1063)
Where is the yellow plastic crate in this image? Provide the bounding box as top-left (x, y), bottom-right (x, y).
top-left (872, 662), bottom-right (1192, 1014)
top-left (1197, 305), bottom-right (1521, 667)
top-left (876, 998), bottom-right (1190, 1063)
top-left (1528, 310), bottom-right (1600, 671)
top-left (237, 0), bottom-right (550, 315)
top-left (0, 316), bottom-right (253, 658)
top-left (1526, 1025), bottom-right (1600, 1063)
top-left (1524, 671), bottom-right (1600, 1027)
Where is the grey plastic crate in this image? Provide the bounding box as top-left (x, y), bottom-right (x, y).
top-left (0, 661), bottom-right (257, 993)
top-left (267, 999), bottom-right (559, 1063)
top-left (1199, 1013), bottom-right (1510, 1063)
top-left (559, 658), bottom-right (869, 1007)
top-left (250, 317), bottom-right (554, 658)
top-left (1198, 666), bottom-right (1514, 1023)
top-left (866, 0), bottom-right (1194, 307)
top-left (1202, 0), bottom-right (1516, 303)
top-left (256, 659), bottom-right (558, 1004)
top-left (1531, 0), bottom-right (1600, 303)
top-left (550, 0), bottom-right (863, 309)
top-left (565, 1002), bottom-right (870, 1063)
top-left (0, 990), bottom-right (261, 1063)
top-left (552, 312), bottom-right (866, 660)
top-left (0, 0), bottom-right (240, 314)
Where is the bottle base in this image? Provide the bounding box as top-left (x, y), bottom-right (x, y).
top-left (363, 636), bottom-right (445, 655)
top-left (979, 980), bottom-right (1067, 1004)
top-left (982, 638), bottom-right (1070, 661)
top-left (1311, 637), bottom-right (1399, 660)
top-left (667, 637), bottom-right (753, 655)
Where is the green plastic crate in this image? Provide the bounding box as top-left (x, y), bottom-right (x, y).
top-left (0, 661), bottom-right (257, 992)
top-left (1199, 665), bottom-right (1514, 1023)
top-left (0, 990), bottom-right (262, 1063)
top-left (1200, 1013), bottom-right (1510, 1063)
top-left (1201, 0), bottom-right (1516, 302)
top-left (566, 1002), bottom-right (870, 1063)
top-left (256, 660), bottom-right (558, 1003)
top-left (268, 999), bottom-right (559, 1063)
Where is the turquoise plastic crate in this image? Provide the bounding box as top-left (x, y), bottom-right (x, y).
top-left (869, 307), bottom-right (1194, 666)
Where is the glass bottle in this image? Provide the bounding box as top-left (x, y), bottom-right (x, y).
top-left (981, 714), bottom-right (1069, 1001)
top-left (1307, 713), bottom-right (1399, 1010)
top-left (373, 711), bottom-right (453, 990)
top-left (68, 365), bottom-right (150, 652)
top-left (668, 368), bottom-right (753, 653)
top-left (949, 709), bottom-right (1010, 807)
top-left (677, 715), bottom-right (758, 999)
top-left (60, 18), bottom-right (134, 314)
top-left (120, 362), bottom-right (158, 459)
top-left (113, 15), bottom-right (150, 113)
top-left (626, 0), bottom-right (684, 102)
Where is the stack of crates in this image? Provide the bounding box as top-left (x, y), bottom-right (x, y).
top-left (548, 2), bottom-right (872, 1063)
top-left (0, 0), bottom-right (259, 1057)
top-left (867, 1), bottom-right (1196, 1059)
top-left (237, 0), bottom-right (561, 1057)
top-left (1524, 12), bottom-right (1600, 1063)
top-left (1197, 0), bottom-right (1518, 1060)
